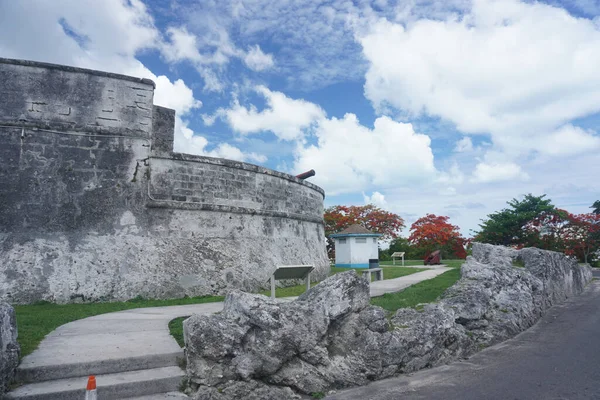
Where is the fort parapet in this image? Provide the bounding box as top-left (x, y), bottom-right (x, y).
top-left (0, 58), bottom-right (328, 303)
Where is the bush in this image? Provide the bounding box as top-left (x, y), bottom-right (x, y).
top-left (379, 250), bottom-right (391, 261)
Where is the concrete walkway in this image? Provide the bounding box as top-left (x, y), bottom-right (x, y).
top-left (8, 266), bottom-right (452, 400)
top-left (370, 266), bottom-right (450, 297)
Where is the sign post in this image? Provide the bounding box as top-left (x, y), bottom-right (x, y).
top-left (269, 265), bottom-right (315, 299)
top-left (391, 252), bottom-right (405, 266)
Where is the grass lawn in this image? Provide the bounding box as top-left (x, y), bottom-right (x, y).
top-left (15, 261), bottom-right (466, 356)
top-left (14, 295), bottom-right (223, 358)
top-left (168, 316), bottom-right (189, 348)
top-left (370, 268), bottom-right (461, 312)
top-left (260, 266), bottom-right (428, 298)
top-left (379, 259), bottom-right (465, 269)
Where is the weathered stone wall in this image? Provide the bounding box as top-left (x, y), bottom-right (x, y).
top-left (0, 303), bottom-right (19, 395)
top-left (0, 58), bottom-right (328, 303)
top-left (183, 244), bottom-right (592, 400)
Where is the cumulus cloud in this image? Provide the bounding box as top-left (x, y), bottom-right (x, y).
top-left (363, 191), bottom-right (387, 208)
top-left (294, 114), bottom-right (436, 195)
top-left (358, 0), bottom-right (600, 157)
top-left (534, 125), bottom-right (600, 156)
top-left (244, 45), bottom-right (275, 71)
top-left (437, 163), bottom-right (465, 185)
top-left (173, 119), bottom-right (266, 164)
top-left (213, 86), bottom-right (326, 141)
top-left (161, 27), bottom-right (203, 63)
top-left (471, 162), bottom-right (529, 183)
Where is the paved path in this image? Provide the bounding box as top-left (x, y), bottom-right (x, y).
top-left (328, 273), bottom-right (600, 400)
top-left (370, 267), bottom-right (450, 297)
top-left (10, 266), bottom-right (452, 399)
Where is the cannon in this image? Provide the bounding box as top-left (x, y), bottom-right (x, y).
top-left (296, 169), bottom-right (316, 180)
top-left (424, 250), bottom-right (441, 265)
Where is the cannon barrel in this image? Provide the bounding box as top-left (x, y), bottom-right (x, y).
top-left (296, 169), bottom-right (316, 180)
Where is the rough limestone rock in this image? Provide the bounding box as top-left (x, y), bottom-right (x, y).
top-left (184, 244), bottom-right (592, 399)
top-left (0, 303), bottom-right (19, 395)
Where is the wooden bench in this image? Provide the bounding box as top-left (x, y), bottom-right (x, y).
top-left (361, 268), bottom-right (383, 282)
top-left (269, 265), bottom-right (314, 299)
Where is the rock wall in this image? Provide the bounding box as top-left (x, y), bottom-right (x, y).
top-left (183, 244), bottom-right (592, 399)
top-left (0, 303), bottom-right (19, 395)
top-left (0, 58), bottom-right (328, 303)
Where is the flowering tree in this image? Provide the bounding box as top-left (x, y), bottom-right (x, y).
top-left (522, 209), bottom-right (570, 251)
top-left (324, 205), bottom-right (405, 257)
top-left (408, 214), bottom-right (467, 259)
top-left (563, 213), bottom-right (600, 263)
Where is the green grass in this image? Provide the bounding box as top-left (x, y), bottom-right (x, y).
top-left (380, 259), bottom-right (465, 269)
top-left (260, 266), bottom-right (428, 298)
top-left (370, 268), bottom-right (461, 312)
top-left (330, 266), bottom-right (428, 280)
top-left (379, 259), bottom-right (432, 266)
top-left (169, 316), bottom-right (189, 348)
top-left (16, 261), bottom-right (466, 359)
top-left (14, 295), bottom-right (224, 358)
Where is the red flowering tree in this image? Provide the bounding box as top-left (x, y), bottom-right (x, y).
top-left (324, 205), bottom-right (405, 257)
top-left (522, 208), bottom-right (570, 251)
top-left (563, 213), bottom-right (600, 263)
top-left (408, 214), bottom-right (467, 259)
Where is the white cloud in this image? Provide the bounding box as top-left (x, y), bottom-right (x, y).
top-left (173, 119), bottom-right (266, 164)
top-left (471, 162), bottom-right (529, 183)
top-left (440, 187), bottom-right (457, 196)
top-left (358, 0), bottom-right (600, 157)
top-left (152, 75), bottom-right (202, 114)
top-left (244, 45), bottom-right (274, 71)
top-left (173, 0), bottom-right (380, 89)
top-left (454, 137), bottom-right (474, 153)
top-left (162, 27), bottom-right (203, 63)
top-left (294, 114), bottom-right (436, 195)
top-left (363, 191), bottom-right (388, 208)
top-left (437, 163), bottom-right (465, 185)
top-left (215, 86), bottom-right (326, 141)
top-left (160, 26), bottom-right (274, 90)
top-left (535, 125), bottom-right (600, 156)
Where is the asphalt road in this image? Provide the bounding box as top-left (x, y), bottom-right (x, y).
top-left (328, 271), bottom-right (600, 400)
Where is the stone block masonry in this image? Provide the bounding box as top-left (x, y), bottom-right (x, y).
top-left (0, 58), bottom-right (328, 303)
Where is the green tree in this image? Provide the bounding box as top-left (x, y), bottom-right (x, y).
top-left (474, 194), bottom-right (556, 247)
top-left (387, 237), bottom-right (420, 259)
top-left (592, 200), bottom-right (600, 215)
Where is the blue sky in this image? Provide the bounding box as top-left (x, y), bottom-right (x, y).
top-left (1, 0), bottom-right (599, 236)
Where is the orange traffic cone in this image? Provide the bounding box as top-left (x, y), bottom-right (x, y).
top-left (85, 375), bottom-right (97, 400)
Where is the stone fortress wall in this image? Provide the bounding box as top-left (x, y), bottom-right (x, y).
top-left (0, 58), bottom-right (329, 304)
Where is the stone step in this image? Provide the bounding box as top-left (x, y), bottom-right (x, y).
top-left (6, 366), bottom-right (185, 400)
top-left (16, 351), bottom-right (183, 383)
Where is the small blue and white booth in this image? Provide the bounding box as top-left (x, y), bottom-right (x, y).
top-left (331, 224), bottom-right (381, 268)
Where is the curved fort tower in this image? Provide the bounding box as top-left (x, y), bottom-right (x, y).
top-left (0, 58), bottom-right (328, 304)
